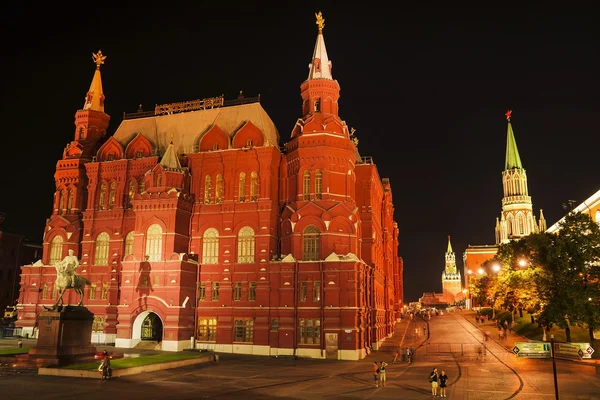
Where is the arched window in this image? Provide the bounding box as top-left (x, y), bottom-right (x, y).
top-left (145, 224), bottom-right (163, 261)
top-left (314, 99), bottom-right (320, 112)
top-left (79, 127), bottom-right (85, 139)
top-left (58, 190), bottom-right (66, 215)
top-left (204, 175), bottom-right (212, 204)
top-left (94, 232), bottom-right (110, 265)
top-left (303, 171), bottom-right (311, 200)
top-left (67, 189), bottom-right (74, 213)
top-left (518, 215), bottom-right (525, 235)
top-left (49, 236), bottom-right (64, 265)
top-left (250, 171), bottom-right (258, 201)
top-left (99, 183), bottom-right (107, 210)
top-left (302, 225), bottom-right (320, 261)
top-left (124, 231), bottom-right (134, 256)
top-left (237, 226), bottom-right (255, 263)
top-left (138, 179), bottom-right (145, 194)
top-left (202, 228), bottom-right (219, 264)
top-left (238, 172), bottom-right (246, 202)
top-left (156, 173), bottom-right (162, 187)
top-left (315, 170), bottom-right (322, 200)
top-left (108, 182), bottom-right (116, 210)
top-left (216, 174), bottom-right (223, 203)
top-left (128, 180), bottom-right (136, 208)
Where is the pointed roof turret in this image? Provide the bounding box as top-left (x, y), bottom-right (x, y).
top-left (160, 139), bottom-right (182, 170)
top-left (307, 11), bottom-right (333, 80)
top-left (446, 235), bottom-right (453, 253)
top-left (504, 110), bottom-right (523, 170)
top-left (83, 50), bottom-right (107, 112)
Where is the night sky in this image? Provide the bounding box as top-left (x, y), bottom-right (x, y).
top-left (1, 3), bottom-right (598, 302)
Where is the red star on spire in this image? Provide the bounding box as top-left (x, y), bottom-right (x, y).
top-left (505, 109), bottom-right (512, 121)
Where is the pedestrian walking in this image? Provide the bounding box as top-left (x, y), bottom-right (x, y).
top-left (372, 361), bottom-right (380, 387)
top-left (393, 344), bottom-right (402, 363)
top-left (429, 368), bottom-right (439, 397)
top-left (406, 347), bottom-right (412, 364)
top-left (379, 361), bottom-right (388, 387)
top-left (98, 350), bottom-right (112, 380)
top-left (439, 370), bottom-right (448, 397)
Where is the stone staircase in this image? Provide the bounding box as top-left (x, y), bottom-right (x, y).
top-left (134, 340), bottom-right (161, 350)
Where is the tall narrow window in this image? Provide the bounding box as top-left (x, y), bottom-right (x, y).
top-left (89, 283), bottom-right (97, 299)
top-left (303, 171), bottom-right (310, 200)
top-left (124, 231), bottom-right (134, 256)
top-left (314, 99), bottom-right (320, 112)
top-left (42, 283), bottom-right (49, 299)
top-left (138, 179), bottom-right (145, 194)
top-left (49, 236), bottom-right (64, 265)
top-left (248, 282), bottom-right (256, 301)
top-left (108, 181), bottom-right (116, 210)
top-left (250, 171), bottom-right (258, 201)
top-left (58, 190), bottom-right (66, 214)
top-left (204, 175), bottom-right (212, 204)
top-left (99, 183), bottom-right (107, 210)
top-left (302, 225), bottom-right (320, 261)
top-left (145, 224), bottom-right (163, 261)
top-left (237, 226), bottom-right (255, 263)
top-left (212, 282), bottom-right (220, 301)
top-left (156, 173), bottom-right (162, 187)
top-left (300, 281), bottom-right (307, 302)
top-left (233, 282), bottom-right (242, 301)
top-left (315, 170), bottom-right (322, 200)
top-left (313, 281), bottom-right (321, 301)
top-left (198, 283), bottom-right (206, 301)
top-left (79, 127), bottom-right (85, 139)
top-left (238, 172), bottom-right (246, 202)
top-left (234, 319), bottom-right (254, 342)
top-left (67, 189), bottom-right (74, 213)
top-left (101, 283), bottom-right (109, 300)
top-left (94, 232), bottom-right (110, 265)
top-left (128, 180), bottom-right (136, 208)
top-left (215, 174), bottom-right (223, 203)
top-left (202, 228), bottom-right (219, 264)
top-left (197, 317), bottom-right (217, 341)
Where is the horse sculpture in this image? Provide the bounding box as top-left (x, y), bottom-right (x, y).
top-left (52, 263), bottom-right (91, 308)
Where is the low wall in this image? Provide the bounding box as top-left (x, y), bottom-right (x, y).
top-left (39, 354), bottom-right (212, 379)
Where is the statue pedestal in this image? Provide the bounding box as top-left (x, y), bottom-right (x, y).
top-left (29, 307), bottom-right (97, 366)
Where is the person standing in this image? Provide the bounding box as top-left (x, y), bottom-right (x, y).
top-left (372, 361), bottom-right (380, 387)
top-left (98, 350), bottom-right (112, 380)
top-left (429, 367), bottom-right (439, 397)
top-left (379, 361), bottom-right (388, 387)
top-left (439, 370), bottom-right (449, 397)
top-left (406, 347), bottom-right (412, 364)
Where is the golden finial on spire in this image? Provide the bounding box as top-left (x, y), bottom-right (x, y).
top-left (315, 11), bottom-right (325, 33)
top-left (169, 132), bottom-right (175, 143)
top-left (92, 50), bottom-right (107, 69)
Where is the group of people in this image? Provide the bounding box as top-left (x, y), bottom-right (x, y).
top-left (429, 368), bottom-right (449, 397)
top-left (372, 361), bottom-right (389, 387)
top-left (392, 346), bottom-right (413, 364)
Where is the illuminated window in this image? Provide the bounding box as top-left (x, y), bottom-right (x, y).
top-left (145, 224), bottom-right (163, 262)
top-left (204, 175), bottom-right (212, 204)
top-left (92, 316), bottom-right (104, 332)
top-left (248, 282), bottom-right (256, 301)
top-left (138, 179), bottom-right (145, 194)
top-left (42, 283), bottom-right (49, 299)
top-left (315, 170), bottom-right (322, 200)
top-left (197, 317), bottom-right (217, 341)
top-left (299, 318), bottom-right (320, 344)
top-left (233, 282), bottom-right (242, 301)
top-left (202, 228), bottom-right (219, 264)
top-left (314, 99), bottom-right (320, 112)
top-left (302, 225), bottom-right (320, 261)
top-left (237, 226), bottom-right (255, 263)
top-left (58, 190), bottom-right (66, 214)
top-left (234, 319), bottom-right (254, 342)
top-left (215, 174), bottom-right (223, 203)
top-left (89, 283), bottom-right (97, 299)
top-left (238, 172), bottom-right (246, 202)
top-left (49, 236), bottom-right (64, 265)
top-left (136, 150), bottom-right (143, 158)
top-left (156, 173), bottom-right (162, 187)
top-left (303, 171), bottom-right (310, 200)
top-left (67, 189), bottom-right (74, 213)
top-left (250, 171), bottom-right (258, 201)
top-left (128, 180), bottom-right (136, 208)
top-left (300, 281), bottom-right (307, 302)
top-left (94, 232), bottom-right (110, 265)
top-left (101, 283), bottom-right (109, 300)
top-left (198, 283), bottom-right (206, 301)
top-left (108, 181), bottom-right (116, 210)
top-left (313, 281), bottom-right (321, 301)
top-left (124, 231), bottom-right (134, 256)
top-left (212, 282), bottom-right (220, 301)
top-left (99, 183), bottom-right (107, 210)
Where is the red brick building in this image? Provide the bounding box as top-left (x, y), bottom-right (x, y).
top-left (17, 14), bottom-right (403, 360)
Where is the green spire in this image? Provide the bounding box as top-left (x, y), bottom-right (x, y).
top-left (447, 235), bottom-right (453, 253)
top-left (505, 110), bottom-right (523, 170)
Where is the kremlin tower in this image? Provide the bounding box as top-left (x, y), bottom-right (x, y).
top-left (441, 236), bottom-right (461, 304)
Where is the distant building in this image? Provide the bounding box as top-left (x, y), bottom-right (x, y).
top-left (463, 111), bottom-right (545, 308)
top-left (0, 213), bottom-right (42, 315)
top-left (546, 191), bottom-right (600, 234)
top-left (17, 14), bottom-right (403, 360)
top-left (418, 292), bottom-right (446, 308)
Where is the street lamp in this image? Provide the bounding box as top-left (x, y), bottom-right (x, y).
top-left (518, 259), bottom-right (527, 268)
top-left (492, 263), bottom-right (501, 272)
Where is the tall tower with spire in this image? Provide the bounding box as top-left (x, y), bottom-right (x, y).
top-left (495, 110), bottom-right (546, 244)
top-left (442, 236), bottom-right (462, 304)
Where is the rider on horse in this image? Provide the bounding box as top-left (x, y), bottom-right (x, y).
top-left (59, 249), bottom-right (79, 287)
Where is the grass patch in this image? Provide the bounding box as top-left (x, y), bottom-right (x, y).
top-left (0, 347), bottom-right (30, 355)
top-left (63, 352), bottom-right (208, 371)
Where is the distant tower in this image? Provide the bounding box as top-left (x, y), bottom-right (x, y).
top-left (495, 110), bottom-right (545, 244)
top-left (442, 236), bottom-right (462, 304)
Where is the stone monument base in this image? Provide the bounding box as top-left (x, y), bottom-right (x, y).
top-left (28, 306), bottom-right (97, 367)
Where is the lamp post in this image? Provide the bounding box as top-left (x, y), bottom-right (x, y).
top-left (550, 335), bottom-right (559, 400)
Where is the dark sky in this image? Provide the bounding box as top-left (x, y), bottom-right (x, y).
top-left (1, 3), bottom-right (598, 302)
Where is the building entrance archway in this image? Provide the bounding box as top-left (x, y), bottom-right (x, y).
top-left (132, 311), bottom-right (163, 342)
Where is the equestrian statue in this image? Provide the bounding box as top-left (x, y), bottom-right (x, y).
top-left (49, 249), bottom-right (91, 309)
